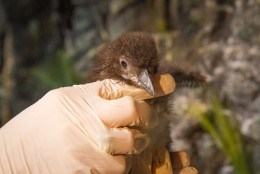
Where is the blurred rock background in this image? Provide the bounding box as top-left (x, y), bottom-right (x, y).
top-left (0, 0), bottom-right (259, 173)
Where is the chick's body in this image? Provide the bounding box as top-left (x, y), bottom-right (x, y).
top-left (89, 32), bottom-right (205, 173)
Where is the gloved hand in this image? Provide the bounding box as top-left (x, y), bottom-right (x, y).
top-left (0, 74), bottom-right (175, 174)
top-left (170, 151), bottom-right (198, 174)
top-left (148, 147), bottom-right (198, 174)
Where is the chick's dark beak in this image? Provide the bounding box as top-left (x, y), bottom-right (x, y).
top-left (137, 69), bottom-right (155, 96)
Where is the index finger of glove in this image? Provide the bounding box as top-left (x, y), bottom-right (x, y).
top-left (99, 74), bottom-right (176, 101)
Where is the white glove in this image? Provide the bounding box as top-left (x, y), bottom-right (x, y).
top-left (0, 74), bottom-right (175, 174)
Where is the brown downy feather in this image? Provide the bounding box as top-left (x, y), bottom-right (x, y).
top-left (158, 61), bottom-right (206, 88)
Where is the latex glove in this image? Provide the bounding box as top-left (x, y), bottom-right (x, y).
top-left (0, 74), bottom-right (175, 174)
top-left (151, 148), bottom-right (198, 174)
top-left (170, 151), bottom-right (198, 174)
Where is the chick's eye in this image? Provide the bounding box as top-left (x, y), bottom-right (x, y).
top-left (120, 60), bottom-right (128, 68)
